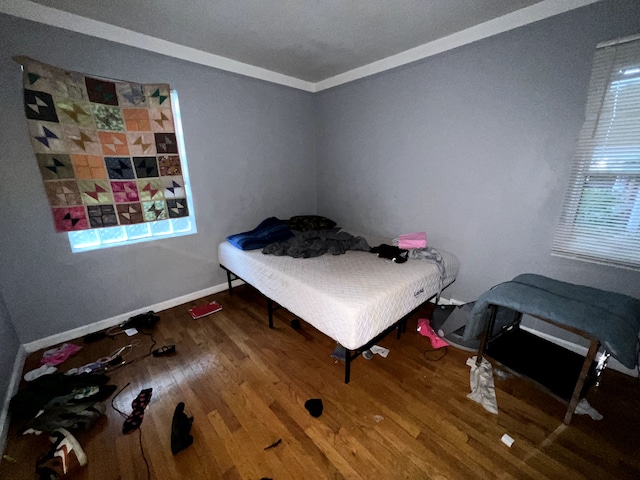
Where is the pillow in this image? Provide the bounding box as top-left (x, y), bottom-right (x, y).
top-left (288, 215), bottom-right (337, 232)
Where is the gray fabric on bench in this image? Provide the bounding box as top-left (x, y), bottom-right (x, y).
top-left (466, 274), bottom-right (640, 369)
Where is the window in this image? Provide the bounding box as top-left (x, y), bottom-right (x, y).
top-left (68, 90), bottom-right (197, 252)
top-left (552, 34), bottom-right (640, 270)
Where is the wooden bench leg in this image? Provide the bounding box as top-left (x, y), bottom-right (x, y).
top-left (476, 304), bottom-right (498, 365)
top-left (564, 338), bottom-right (599, 425)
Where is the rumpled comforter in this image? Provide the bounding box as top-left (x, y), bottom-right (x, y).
top-left (465, 273), bottom-right (640, 369)
top-left (262, 229), bottom-right (370, 258)
top-left (408, 247), bottom-right (446, 279)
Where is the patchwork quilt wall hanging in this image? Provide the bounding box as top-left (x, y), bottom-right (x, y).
top-left (16, 56), bottom-right (189, 232)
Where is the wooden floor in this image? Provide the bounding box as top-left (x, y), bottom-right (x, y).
top-left (2, 285), bottom-right (639, 479)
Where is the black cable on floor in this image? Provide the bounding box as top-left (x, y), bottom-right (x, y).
top-left (105, 329), bottom-right (157, 373)
top-left (423, 346), bottom-right (448, 362)
top-left (111, 383), bottom-right (151, 480)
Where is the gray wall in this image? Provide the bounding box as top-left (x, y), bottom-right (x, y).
top-left (316, 0), bottom-right (640, 309)
top-left (0, 292), bottom-right (20, 401)
top-left (0, 14), bottom-right (317, 343)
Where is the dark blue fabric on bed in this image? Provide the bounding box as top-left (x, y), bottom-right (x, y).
top-left (227, 217), bottom-right (294, 250)
top-left (465, 274), bottom-right (640, 369)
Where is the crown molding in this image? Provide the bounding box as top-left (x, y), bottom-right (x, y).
top-left (0, 0), bottom-right (315, 92)
top-left (1, 0), bottom-right (601, 93)
top-left (314, 0), bottom-right (602, 91)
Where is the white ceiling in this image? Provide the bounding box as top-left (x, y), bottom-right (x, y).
top-left (3, 0), bottom-right (601, 91)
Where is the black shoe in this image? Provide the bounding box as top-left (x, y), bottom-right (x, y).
top-left (171, 402), bottom-right (193, 454)
top-left (122, 311), bottom-right (160, 330)
top-left (152, 345), bottom-right (176, 357)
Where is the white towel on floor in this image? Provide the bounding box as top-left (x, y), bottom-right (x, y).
top-left (575, 398), bottom-right (603, 420)
top-left (466, 356), bottom-right (498, 414)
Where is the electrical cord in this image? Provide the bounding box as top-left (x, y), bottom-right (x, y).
top-left (105, 325), bottom-right (129, 337)
top-left (111, 383), bottom-right (151, 480)
top-left (423, 346), bottom-right (448, 362)
top-left (105, 330), bottom-right (156, 373)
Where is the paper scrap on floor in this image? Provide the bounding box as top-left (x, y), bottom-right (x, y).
top-left (371, 345), bottom-right (389, 358)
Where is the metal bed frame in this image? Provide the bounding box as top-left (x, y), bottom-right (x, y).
top-left (221, 265), bottom-right (432, 384)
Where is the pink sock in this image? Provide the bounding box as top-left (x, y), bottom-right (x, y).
top-left (417, 319), bottom-right (448, 349)
top-left (40, 343), bottom-right (83, 366)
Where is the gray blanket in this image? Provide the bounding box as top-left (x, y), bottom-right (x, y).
top-left (262, 229), bottom-right (370, 258)
top-left (407, 246), bottom-right (447, 299)
top-left (466, 274), bottom-right (640, 369)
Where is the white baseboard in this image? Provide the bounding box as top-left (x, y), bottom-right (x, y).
top-left (1, 345), bottom-right (27, 457)
top-left (22, 278), bottom-right (244, 353)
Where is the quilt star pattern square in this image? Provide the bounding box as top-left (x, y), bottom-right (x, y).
top-left (19, 57), bottom-right (189, 232)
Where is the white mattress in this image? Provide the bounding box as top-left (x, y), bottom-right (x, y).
top-left (218, 240), bottom-right (459, 350)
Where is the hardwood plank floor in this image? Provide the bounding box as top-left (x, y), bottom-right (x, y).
top-left (2, 285), bottom-right (639, 479)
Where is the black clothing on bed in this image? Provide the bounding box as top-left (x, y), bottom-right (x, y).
top-left (370, 244), bottom-right (409, 263)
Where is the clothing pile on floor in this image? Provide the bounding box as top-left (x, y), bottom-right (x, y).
top-left (10, 343), bottom-right (118, 480)
top-left (8, 313), bottom-right (195, 479)
top-left (12, 372), bottom-right (115, 434)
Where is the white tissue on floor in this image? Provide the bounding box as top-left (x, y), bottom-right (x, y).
top-left (466, 356), bottom-right (498, 414)
top-left (574, 398), bottom-right (603, 420)
top-left (370, 345), bottom-right (389, 358)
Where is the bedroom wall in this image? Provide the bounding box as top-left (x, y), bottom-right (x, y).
top-left (315, 0), bottom-right (640, 314)
top-left (0, 292), bottom-right (20, 402)
top-left (0, 13), bottom-right (317, 344)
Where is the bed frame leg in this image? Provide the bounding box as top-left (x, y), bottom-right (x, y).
top-left (267, 299), bottom-right (274, 329)
top-left (345, 350), bottom-right (352, 384)
top-left (226, 270), bottom-right (234, 294)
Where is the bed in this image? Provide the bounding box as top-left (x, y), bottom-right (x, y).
top-left (218, 230), bottom-right (459, 382)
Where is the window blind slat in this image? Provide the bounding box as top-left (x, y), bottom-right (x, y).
top-left (552, 36), bottom-right (640, 270)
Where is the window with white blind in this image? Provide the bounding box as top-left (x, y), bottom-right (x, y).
top-left (552, 34), bottom-right (640, 270)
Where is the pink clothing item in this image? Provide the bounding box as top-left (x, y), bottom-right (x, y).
top-left (40, 343), bottom-right (83, 366)
top-left (417, 318), bottom-right (448, 349)
top-left (397, 232), bottom-right (427, 249)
